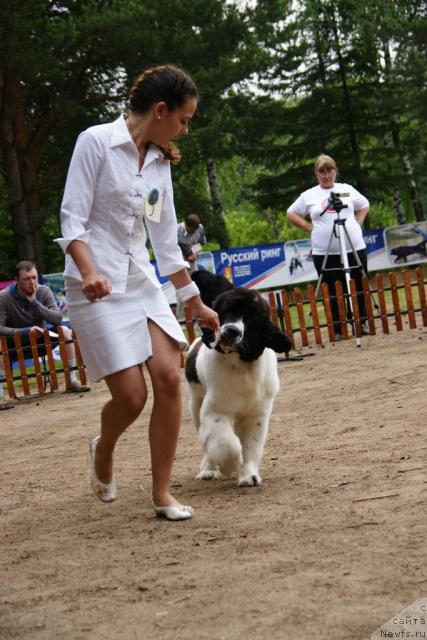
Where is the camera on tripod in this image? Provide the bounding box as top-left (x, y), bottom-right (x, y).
top-left (329, 191), bottom-right (349, 213)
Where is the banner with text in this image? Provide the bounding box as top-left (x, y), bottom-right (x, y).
top-left (3, 224), bottom-right (425, 307)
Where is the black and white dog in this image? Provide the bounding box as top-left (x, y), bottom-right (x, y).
top-left (185, 287), bottom-right (292, 487)
top-left (191, 270), bottom-right (233, 308)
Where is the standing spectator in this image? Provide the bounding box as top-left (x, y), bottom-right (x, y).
top-left (56, 65), bottom-right (219, 520)
top-left (177, 213), bottom-right (207, 272)
top-left (0, 261), bottom-right (90, 398)
top-left (286, 154), bottom-right (370, 339)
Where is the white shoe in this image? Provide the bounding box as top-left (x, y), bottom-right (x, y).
top-left (89, 436), bottom-right (117, 503)
top-left (153, 503), bottom-right (193, 521)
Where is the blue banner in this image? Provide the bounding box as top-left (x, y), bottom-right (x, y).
top-left (38, 224), bottom-right (425, 309)
top-left (214, 243), bottom-right (285, 287)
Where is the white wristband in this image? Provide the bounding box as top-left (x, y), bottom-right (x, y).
top-left (176, 281), bottom-right (200, 303)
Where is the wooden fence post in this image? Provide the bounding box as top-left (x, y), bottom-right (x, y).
top-left (375, 273), bottom-right (389, 334)
top-left (321, 283), bottom-right (336, 342)
top-left (402, 270), bottom-right (416, 329)
top-left (29, 332), bottom-right (45, 393)
top-left (415, 267), bottom-right (427, 326)
top-left (172, 307), bottom-right (185, 367)
top-left (349, 278), bottom-right (362, 337)
top-left (268, 292), bottom-right (280, 328)
top-left (184, 305), bottom-right (196, 344)
top-left (57, 327), bottom-right (72, 389)
top-left (307, 285), bottom-right (322, 345)
top-left (43, 331), bottom-right (58, 390)
top-left (389, 272), bottom-right (403, 331)
top-left (72, 330), bottom-right (88, 385)
top-left (294, 288), bottom-right (308, 346)
top-left (14, 335), bottom-right (30, 396)
top-left (362, 276), bottom-right (376, 335)
top-left (280, 290), bottom-right (295, 350)
top-left (335, 280), bottom-right (349, 339)
top-left (0, 336), bottom-right (16, 399)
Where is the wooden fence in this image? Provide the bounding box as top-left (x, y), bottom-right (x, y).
top-left (1, 267), bottom-right (425, 400)
top-left (183, 267), bottom-right (427, 349)
top-left (0, 327), bottom-right (87, 400)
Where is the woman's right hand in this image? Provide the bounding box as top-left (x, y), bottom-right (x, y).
top-left (287, 211), bottom-right (313, 233)
top-left (66, 240), bottom-right (112, 302)
top-left (187, 297), bottom-right (220, 331)
top-left (81, 272), bottom-right (112, 302)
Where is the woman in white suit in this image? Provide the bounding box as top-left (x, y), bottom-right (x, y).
top-left (56, 65), bottom-right (219, 520)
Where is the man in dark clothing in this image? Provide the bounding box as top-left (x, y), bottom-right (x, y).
top-left (0, 261), bottom-right (90, 396)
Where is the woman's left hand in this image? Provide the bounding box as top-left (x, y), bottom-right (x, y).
top-left (187, 297), bottom-right (220, 331)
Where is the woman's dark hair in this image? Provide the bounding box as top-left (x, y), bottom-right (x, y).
top-left (128, 65), bottom-right (198, 164)
top-left (129, 65), bottom-right (198, 113)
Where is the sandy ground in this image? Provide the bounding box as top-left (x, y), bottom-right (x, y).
top-left (1, 327), bottom-right (426, 640)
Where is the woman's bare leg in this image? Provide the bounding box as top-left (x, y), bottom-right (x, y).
top-left (94, 365), bottom-right (148, 483)
top-left (145, 320), bottom-right (183, 507)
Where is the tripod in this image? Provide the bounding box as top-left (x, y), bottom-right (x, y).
top-left (314, 196), bottom-right (372, 347)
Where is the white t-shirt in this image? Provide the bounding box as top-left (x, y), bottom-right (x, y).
top-left (288, 182), bottom-right (369, 255)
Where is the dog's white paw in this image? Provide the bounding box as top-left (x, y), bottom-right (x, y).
top-left (237, 472), bottom-right (262, 487)
top-left (196, 469), bottom-right (222, 481)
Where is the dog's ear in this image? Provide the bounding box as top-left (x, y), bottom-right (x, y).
top-left (201, 327), bottom-right (216, 349)
top-left (264, 321), bottom-right (292, 354)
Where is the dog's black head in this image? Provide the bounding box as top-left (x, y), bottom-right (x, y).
top-left (191, 270), bottom-right (234, 309)
top-left (201, 288), bottom-right (292, 362)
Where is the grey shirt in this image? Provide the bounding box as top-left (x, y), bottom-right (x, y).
top-left (0, 284), bottom-right (63, 337)
top-left (177, 222), bottom-right (207, 259)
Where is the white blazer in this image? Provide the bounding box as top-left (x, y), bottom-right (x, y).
top-left (55, 114), bottom-right (187, 293)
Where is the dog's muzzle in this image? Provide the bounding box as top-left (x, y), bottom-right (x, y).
top-left (218, 321), bottom-right (244, 350)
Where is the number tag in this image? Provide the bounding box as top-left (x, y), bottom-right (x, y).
top-left (144, 188), bottom-right (163, 223)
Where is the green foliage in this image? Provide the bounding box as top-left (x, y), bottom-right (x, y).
top-left (1, 0), bottom-right (277, 270)
top-left (367, 202), bottom-right (398, 230)
top-left (0, 0), bottom-right (425, 276)
top-left (250, 0), bottom-right (426, 224)
top-left (225, 205), bottom-right (275, 247)
top-left (0, 177), bottom-right (15, 280)
top-left (224, 202), bottom-right (312, 247)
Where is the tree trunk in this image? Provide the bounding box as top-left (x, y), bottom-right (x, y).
top-left (1, 133), bottom-right (35, 263)
top-left (392, 189), bottom-right (406, 226)
top-left (0, 67), bottom-right (53, 272)
top-left (311, 0), bottom-right (327, 87)
top-left (329, 9), bottom-right (361, 169)
top-left (1, 137), bottom-right (47, 269)
top-left (384, 43), bottom-right (425, 222)
top-left (29, 206), bottom-right (46, 274)
top-left (390, 116), bottom-right (425, 222)
top-left (329, 4), bottom-right (370, 228)
top-left (206, 157), bottom-right (229, 248)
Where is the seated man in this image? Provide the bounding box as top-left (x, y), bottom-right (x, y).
top-left (0, 260), bottom-right (90, 396)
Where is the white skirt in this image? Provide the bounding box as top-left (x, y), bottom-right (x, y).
top-left (65, 270), bottom-right (187, 382)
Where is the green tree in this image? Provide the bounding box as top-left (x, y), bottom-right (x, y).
top-left (250, 0), bottom-right (426, 226)
top-left (0, 0), bottom-right (276, 274)
top-left (0, 0), bottom-right (156, 274)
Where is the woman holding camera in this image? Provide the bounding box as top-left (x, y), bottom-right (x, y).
top-left (286, 154), bottom-right (370, 339)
